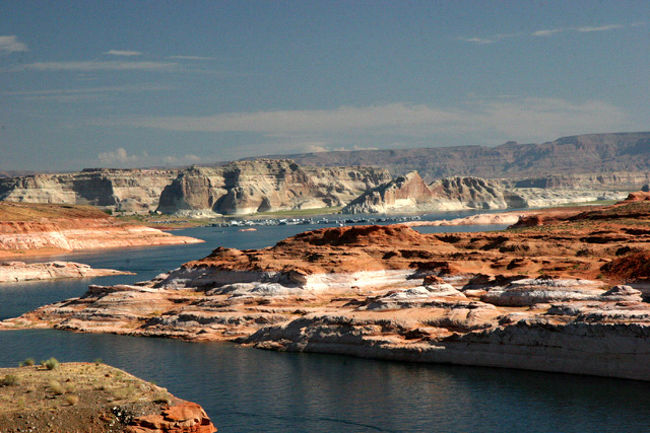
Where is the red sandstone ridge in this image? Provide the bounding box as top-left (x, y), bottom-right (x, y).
top-left (0, 201), bottom-right (203, 259)
top-left (625, 191), bottom-right (650, 201)
top-left (186, 197), bottom-right (649, 282)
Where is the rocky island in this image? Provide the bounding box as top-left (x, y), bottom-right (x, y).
top-left (0, 362), bottom-right (216, 433)
top-left (2, 193), bottom-right (649, 380)
top-left (0, 261), bottom-right (133, 283)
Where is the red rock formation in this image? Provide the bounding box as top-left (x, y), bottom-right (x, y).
top-left (127, 401), bottom-right (216, 433)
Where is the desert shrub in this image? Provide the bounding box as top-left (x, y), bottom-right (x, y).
top-left (93, 358), bottom-right (103, 365)
top-left (153, 392), bottom-right (171, 405)
top-left (65, 394), bottom-right (79, 405)
top-left (64, 382), bottom-right (76, 393)
top-left (111, 384), bottom-right (136, 401)
top-left (48, 380), bottom-right (64, 395)
top-left (19, 358), bottom-right (35, 367)
top-left (42, 357), bottom-right (60, 370)
top-left (0, 374), bottom-right (18, 386)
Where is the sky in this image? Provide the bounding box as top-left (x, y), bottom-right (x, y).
top-left (1, 0), bottom-right (649, 171)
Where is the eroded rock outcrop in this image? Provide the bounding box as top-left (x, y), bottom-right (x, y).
top-left (343, 172), bottom-right (527, 213)
top-left (157, 159), bottom-right (391, 215)
top-left (3, 198), bottom-right (649, 380)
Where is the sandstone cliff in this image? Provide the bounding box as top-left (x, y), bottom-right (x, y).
top-left (4, 197), bottom-right (649, 380)
top-left (0, 161), bottom-right (391, 216)
top-left (342, 172), bottom-right (527, 213)
top-left (0, 168), bottom-right (178, 213)
top-left (0, 362), bottom-right (216, 433)
top-left (157, 159), bottom-right (391, 215)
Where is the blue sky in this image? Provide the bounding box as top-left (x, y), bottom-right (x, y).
top-left (1, 0), bottom-right (648, 171)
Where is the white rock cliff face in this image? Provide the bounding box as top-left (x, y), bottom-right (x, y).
top-left (0, 168), bottom-right (178, 213)
top-left (0, 160), bottom-right (392, 216)
top-left (343, 172), bottom-right (528, 213)
top-left (157, 160), bottom-right (392, 215)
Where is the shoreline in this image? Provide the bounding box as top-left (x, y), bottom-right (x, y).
top-left (2, 197), bottom-right (648, 381)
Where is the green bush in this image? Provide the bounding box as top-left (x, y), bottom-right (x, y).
top-left (0, 374), bottom-right (18, 386)
top-left (93, 358), bottom-right (103, 365)
top-left (42, 357), bottom-right (60, 370)
top-left (19, 357), bottom-right (35, 367)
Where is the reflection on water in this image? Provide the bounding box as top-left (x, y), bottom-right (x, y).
top-left (1, 221), bottom-right (649, 432)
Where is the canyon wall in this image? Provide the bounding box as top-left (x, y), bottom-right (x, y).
top-left (1, 160), bottom-right (392, 216)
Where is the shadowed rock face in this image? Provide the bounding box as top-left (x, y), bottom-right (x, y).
top-left (157, 160), bottom-right (392, 215)
top-left (343, 172), bottom-right (528, 213)
top-left (3, 196), bottom-right (649, 380)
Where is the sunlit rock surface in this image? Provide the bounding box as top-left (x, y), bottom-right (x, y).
top-left (3, 196), bottom-right (649, 380)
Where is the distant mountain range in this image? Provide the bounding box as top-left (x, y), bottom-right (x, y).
top-left (252, 132), bottom-right (650, 181)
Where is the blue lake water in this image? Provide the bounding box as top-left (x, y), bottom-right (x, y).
top-left (1, 217), bottom-right (649, 432)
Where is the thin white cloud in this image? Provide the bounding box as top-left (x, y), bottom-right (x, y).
top-left (458, 37), bottom-right (496, 45)
top-left (467, 22), bottom-right (638, 43)
top-left (168, 55), bottom-right (215, 60)
top-left (576, 24), bottom-right (625, 32)
top-left (0, 35), bottom-right (28, 54)
top-left (4, 84), bottom-right (169, 97)
top-left (104, 49), bottom-right (142, 56)
top-left (121, 104), bottom-right (462, 134)
top-left (107, 98), bottom-right (631, 145)
top-left (458, 33), bottom-right (517, 44)
top-left (97, 147), bottom-right (201, 168)
top-left (15, 60), bottom-right (178, 72)
top-left (532, 28), bottom-right (564, 37)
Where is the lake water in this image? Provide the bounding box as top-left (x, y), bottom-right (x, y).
top-left (1, 217), bottom-right (649, 432)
